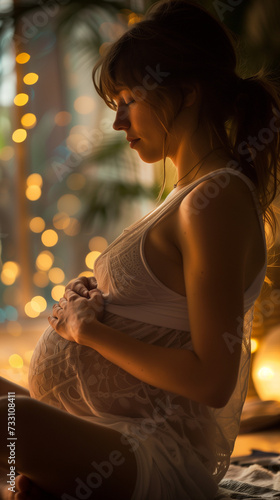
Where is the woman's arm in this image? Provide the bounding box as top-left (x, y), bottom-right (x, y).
top-left (51, 178), bottom-right (255, 409)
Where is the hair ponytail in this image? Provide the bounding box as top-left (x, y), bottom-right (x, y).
top-left (227, 70), bottom-right (280, 242)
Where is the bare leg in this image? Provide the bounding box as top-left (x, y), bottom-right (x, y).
top-left (0, 378), bottom-right (29, 398)
top-left (0, 396), bottom-right (137, 499)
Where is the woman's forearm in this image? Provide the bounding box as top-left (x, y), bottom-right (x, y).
top-left (79, 322), bottom-right (217, 407)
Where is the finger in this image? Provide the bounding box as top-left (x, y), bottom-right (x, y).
top-left (65, 277), bottom-right (90, 298)
top-left (87, 276), bottom-right (98, 290)
top-left (48, 315), bottom-right (59, 329)
top-left (64, 289), bottom-right (80, 301)
top-left (58, 297), bottom-right (67, 308)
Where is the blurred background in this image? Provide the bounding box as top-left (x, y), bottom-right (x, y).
top-left (0, 0), bottom-right (280, 409)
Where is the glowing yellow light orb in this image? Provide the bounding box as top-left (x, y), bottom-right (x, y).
top-left (24, 301), bottom-right (40, 318)
top-left (23, 73), bottom-right (39, 85)
top-left (14, 93), bottom-right (29, 106)
top-left (36, 251), bottom-right (54, 271)
top-left (88, 236), bottom-right (108, 252)
top-left (21, 113), bottom-right (37, 129)
top-left (78, 271), bottom-right (94, 278)
top-left (16, 53), bottom-right (30, 64)
top-left (51, 285), bottom-right (65, 301)
top-left (85, 251), bottom-right (101, 270)
top-left (53, 212), bottom-right (70, 230)
top-left (251, 338), bottom-right (259, 354)
top-left (9, 354), bottom-right (24, 369)
top-left (26, 173), bottom-right (43, 187)
top-left (12, 129), bottom-right (27, 143)
top-left (31, 295), bottom-right (47, 312)
top-left (29, 217), bottom-right (45, 233)
top-left (41, 229), bottom-right (58, 247)
top-left (252, 326), bottom-right (280, 402)
top-left (25, 185), bottom-right (41, 201)
top-left (48, 267), bottom-right (65, 284)
top-left (1, 262), bottom-right (20, 286)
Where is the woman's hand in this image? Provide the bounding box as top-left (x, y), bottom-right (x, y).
top-left (64, 275), bottom-right (98, 298)
top-left (48, 288), bottom-right (105, 344)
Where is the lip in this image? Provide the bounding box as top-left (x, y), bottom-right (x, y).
top-left (128, 138), bottom-right (140, 148)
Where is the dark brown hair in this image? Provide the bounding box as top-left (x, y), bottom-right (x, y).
top-left (92, 0), bottom-right (280, 242)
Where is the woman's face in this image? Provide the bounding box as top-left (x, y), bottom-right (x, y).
top-left (112, 88), bottom-right (167, 163)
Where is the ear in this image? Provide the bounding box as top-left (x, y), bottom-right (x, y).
top-left (183, 84), bottom-right (199, 107)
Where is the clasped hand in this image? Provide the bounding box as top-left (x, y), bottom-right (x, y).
top-left (48, 276), bottom-right (105, 344)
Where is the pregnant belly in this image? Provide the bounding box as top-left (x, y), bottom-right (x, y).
top-left (28, 314), bottom-right (164, 419)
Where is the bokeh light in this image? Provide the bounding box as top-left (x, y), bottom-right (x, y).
top-left (21, 113), bottom-right (37, 129)
top-left (85, 251), bottom-right (101, 270)
top-left (78, 271), bottom-right (93, 278)
top-left (14, 93), bottom-right (29, 106)
top-left (36, 251), bottom-right (54, 271)
top-left (41, 229), bottom-right (58, 247)
top-left (26, 173), bottom-right (43, 187)
top-left (9, 354), bottom-right (24, 369)
top-left (251, 338), bottom-right (259, 353)
top-left (74, 96), bottom-right (95, 114)
top-left (24, 301), bottom-right (40, 318)
top-left (23, 73), bottom-right (39, 85)
top-left (12, 129), bottom-right (27, 143)
top-left (48, 267), bottom-right (65, 284)
top-left (1, 261), bottom-right (20, 286)
top-left (33, 271), bottom-right (49, 287)
top-left (88, 236), bottom-right (108, 253)
top-left (16, 53), bottom-right (30, 64)
top-left (57, 194), bottom-right (81, 215)
top-left (31, 295), bottom-right (47, 312)
top-left (53, 212), bottom-right (70, 230)
top-left (29, 217), bottom-right (45, 233)
top-left (63, 218), bottom-right (80, 236)
top-left (55, 111), bottom-right (72, 126)
top-left (51, 285), bottom-right (65, 301)
top-left (26, 185), bottom-right (41, 201)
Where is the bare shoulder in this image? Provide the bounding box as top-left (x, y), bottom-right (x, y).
top-left (177, 172), bottom-right (258, 237)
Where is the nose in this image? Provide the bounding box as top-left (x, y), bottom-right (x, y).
top-left (112, 105), bottom-right (130, 131)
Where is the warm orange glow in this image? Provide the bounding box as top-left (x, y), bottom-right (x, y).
top-left (6, 321), bottom-right (22, 337)
top-left (23, 73), bottom-right (39, 85)
top-left (24, 301), bottom-right (40, 318)
top-left (57, 194), bottom-right (81, 215)
top-left (36, 251), bottom-right (54, 271)
top-left (51, 285), bottom-right (65, 301)
top-left (53, 212), bottom-right (70, 230)
top-left (63, 218), bottom-right (80, 236)
top-left (78, 271), bottom-right (94, 278)
top-left (9, 354), bottom-right (24, 368)
top-left (55, 111), bottom-right (72, 126)
top-left (33, 271), bottom-right (49, 287)
top-left (85, 251), bottom-right (101, 270)
top-left (251, 338), bottom-right (259, 354)
top-left (41, 229), bottom-right (58, 247)
top-left (48, 267), bottom-right (65, 284)
top-left (26, 173), bottom-right (43, 187)
top-left (12, 129), bottom-right (27, 143)
top-left (16, 53), bottom-right (30, 64)
top-left (26, 185), bottom-right (41, 201)
top-left (14, 93), bottom-right (29, 106)
top-left (21, 113), bottom-right (37, 129)
top-left (1, 262), bottom-right (20, 286)
top-left (74, 96), bottom-right (95, 114)
top-left (31, 295), bottom-right (47, 312)
top-left (89, 236), bottom-right (108, 252)
top-left (29, 217), bottom-right (45, 233)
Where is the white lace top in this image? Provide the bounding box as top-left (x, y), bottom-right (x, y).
top-left (29, 168), bottom-right (267, 486)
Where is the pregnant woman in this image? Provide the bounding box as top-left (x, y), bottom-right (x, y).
top-left (0, 0), bottom-right (279, 498)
